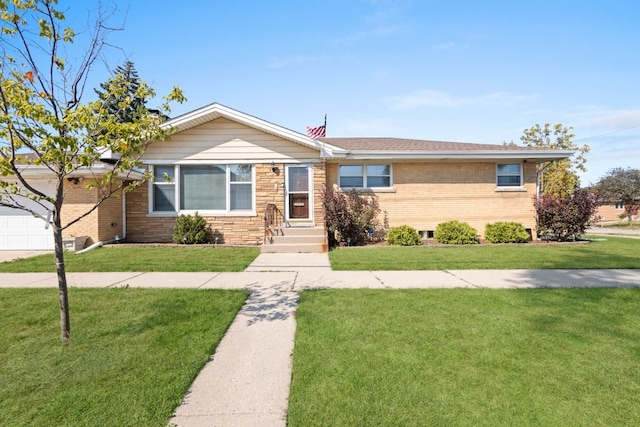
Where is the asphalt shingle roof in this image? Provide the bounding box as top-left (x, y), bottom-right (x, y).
top-left (322, 137), bottom-right (534, 152)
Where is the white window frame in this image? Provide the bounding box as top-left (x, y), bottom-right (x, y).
top-left (151, 165), bottom-right (177, 213)
top-left (496, 163), bottom-right (523, 188)
top-left (338, 164), bottom-right (393, 189)
top-left (615, 202), bottom-right (624, 210)
top-left (148, 164), bottom-right (256, 216)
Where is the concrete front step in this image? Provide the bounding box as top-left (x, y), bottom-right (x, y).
top-left (263, 226), bottom-right (327, 253)
top-left (270, 227), bottom-right (325, 237)
top-left (268, 235), bottom-right (325, 245)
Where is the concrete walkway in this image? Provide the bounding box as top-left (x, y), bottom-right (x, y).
top-left (2, 252), bottom-right (640, 426)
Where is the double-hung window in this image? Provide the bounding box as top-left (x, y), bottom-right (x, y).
top-left (151, 164), bottom-right (254, 214)
top-left (339, 164), bottom-right (391, 189)
top-left (496, 164), bottom-right (522, 187)
top-left (152, 166), bottom-right (176, 212)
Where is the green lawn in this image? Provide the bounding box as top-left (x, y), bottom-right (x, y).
top-left (329, 236), bottom-right (640, 270)
top-left (0, 288), bottom-right (248, 426)
top-left (0, 245), bottom-right (260, 272)
top-left (289, 288), bottom-right (640, 426)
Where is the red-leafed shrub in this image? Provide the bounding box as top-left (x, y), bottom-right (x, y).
top-left (322, 187), bottom-right (386, 247)
top-left (534, 188), bottom-right (598, 241)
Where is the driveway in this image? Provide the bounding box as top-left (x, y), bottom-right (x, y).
top-left (0, 251), bottom-right (51, 263)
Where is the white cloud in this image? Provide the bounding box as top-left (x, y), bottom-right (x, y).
top-left (432, 41), bottom-right (469, 50)
top-left (267, 55), bottom-right (324, 68)
top-left (344, 117), bottom-right (394, 135)
top-left (391, 89), bottom-right (538, 109)
top-left (333, 25), bottom-right (403, 43)
top-left (577, 108), bottom-right (640, 131)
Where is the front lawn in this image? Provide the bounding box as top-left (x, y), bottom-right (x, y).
top-left (0, 288), bottom-right (248, 426)
top-left (289, 288), bottom-right (640, 426)
top-left (329, 236), bottom-right (640, 270)
top-left (0, 245), bottom-right (260, 272)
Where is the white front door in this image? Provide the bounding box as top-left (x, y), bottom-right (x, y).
top-left (285, 165), bottom-right (313, 222)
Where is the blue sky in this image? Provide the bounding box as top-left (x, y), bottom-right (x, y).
top-left (72, 0), bottom-right (639, 185)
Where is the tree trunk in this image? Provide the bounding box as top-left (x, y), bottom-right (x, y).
top-left (53, 212), bottom-right (70, 344)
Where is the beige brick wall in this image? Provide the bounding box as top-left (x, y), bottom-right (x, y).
top-left (326, 161), bottom-right (538, 238)
top-left (595, 204), bottom-right (638, 221)
top-left (61, 181), bottom-right (124, 246)
top-left (125, 163), bottom-right (326, 245)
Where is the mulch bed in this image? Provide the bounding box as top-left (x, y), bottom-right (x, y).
top-left (341, 238), bottom-right (591, 248)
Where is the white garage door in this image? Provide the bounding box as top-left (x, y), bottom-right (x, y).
top-left (0, 180), bottom-right (55, 250)
top-left (0, 213), bottom-right (54, 250)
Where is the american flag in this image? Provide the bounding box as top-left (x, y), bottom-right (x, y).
top-left (306, 125), bottom-right (326, 139)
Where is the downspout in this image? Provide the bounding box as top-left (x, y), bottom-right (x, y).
top-left (536, 161), bottom-right (556, 196)
top-left (121, 190), bottom-right (127, 239)
top-left (75, 237), bottom-right (118, 254)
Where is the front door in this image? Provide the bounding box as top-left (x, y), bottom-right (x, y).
top-left (286, 165), bottom-right (312, 221)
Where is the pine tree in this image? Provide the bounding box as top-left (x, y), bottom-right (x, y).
top-left (94, 61), bottom-right (147, 123)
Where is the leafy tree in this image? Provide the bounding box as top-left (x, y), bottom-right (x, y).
top-left (0, 1), bottom-right (185, 343)
top-left (94, 60), bottom-right (147, 124)
top-left (592, 167), bottom-right (640, 222)
top-left (521, 123), bottom-right (589, 197)
top-left (534, 188), bottom-right (598, 241)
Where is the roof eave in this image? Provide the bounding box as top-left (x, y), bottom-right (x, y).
top-left (328, 149), bottom-right (575, 162)
top-left (12, 164), bottom-right (145, 180)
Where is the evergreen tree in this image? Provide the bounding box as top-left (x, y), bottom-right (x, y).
top-left (94, 61), bottom-right (147, 123)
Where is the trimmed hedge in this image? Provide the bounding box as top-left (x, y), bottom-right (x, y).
top-left (485, 222), bottom-right (530, 243)
top-left (434, 220), bottom-right (478, 245)
top-left (386, 225), bottom-right (422, 246)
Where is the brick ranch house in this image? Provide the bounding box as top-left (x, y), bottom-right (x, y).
top-left (0, 103), bottom-right (573, 251)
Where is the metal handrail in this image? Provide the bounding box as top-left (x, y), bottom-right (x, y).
top-left (264, 203), bottom-right (286, 243)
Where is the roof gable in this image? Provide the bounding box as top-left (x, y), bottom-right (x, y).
top-left (163, 103), bottom-right (342, 155)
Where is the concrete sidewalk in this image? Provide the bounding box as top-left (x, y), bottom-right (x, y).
top-left (2, 253), bottom-right (640, 427)
top-left (2, 268), bottom-right (639, 290)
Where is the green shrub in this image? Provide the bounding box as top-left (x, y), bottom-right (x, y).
top-left (485, 222), bottom-right (530, 243)
top-left (434, 220), bottom-right (478, 245)
top-left (386, 225), bottom-right (421, 246)
top-left (173, 212), bottom-right (208, 244)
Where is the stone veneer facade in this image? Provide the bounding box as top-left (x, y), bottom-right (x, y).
top-left (125, 163), bottom-right (326, 245)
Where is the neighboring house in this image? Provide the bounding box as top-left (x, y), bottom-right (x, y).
top-left (595, 202), bottom-right (639, 222)
top-left (0, 103), bottom-right (574, 251)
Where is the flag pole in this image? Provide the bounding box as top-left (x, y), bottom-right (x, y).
top-left (322, 114), bottom-right (327, 156)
